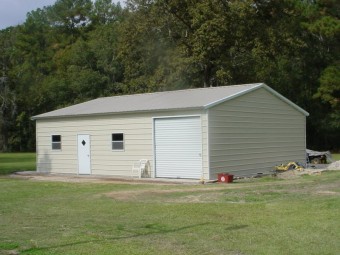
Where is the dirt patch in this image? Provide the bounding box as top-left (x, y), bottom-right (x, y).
top-left (10, 172), bottom-right (195, 185)
top-left (274, 162), bottom-right (340, 180)
top-left (316, 190), bottom-right (338, 195)
top-left (328, 160), bottom-right (340, 170)
top-left (276, 168), bottom-right (326, 179)
top-left (1, 250), bottom-right (20, 255)
top-left (105, 187), bottom-right (226, 201)
top-left (10, 170), bottom-right (340, 203)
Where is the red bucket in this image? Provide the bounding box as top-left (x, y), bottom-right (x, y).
top-left (218, 173), bottom-right (234, 183)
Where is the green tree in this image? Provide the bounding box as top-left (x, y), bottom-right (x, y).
top-left (91, 0), bottom-right (124, 25)
top-left (47, 0), bottom-right (93, 32)
top-left (0, 28), bottom-right (18, 151)
top-left (0, 0), bottom-right (339, 151)
top-left (302, 0), bottom-right (340, 149)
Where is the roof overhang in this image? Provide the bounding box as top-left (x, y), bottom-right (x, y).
top-left (31, 106), bottom-right (203, 121)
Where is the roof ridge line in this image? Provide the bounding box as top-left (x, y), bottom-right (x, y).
top-left (97, 83), bottom-right (263, 100)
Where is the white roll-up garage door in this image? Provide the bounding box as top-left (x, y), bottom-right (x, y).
top-left (154, 116), bottom-right (202, 179)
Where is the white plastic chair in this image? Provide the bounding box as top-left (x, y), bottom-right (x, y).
top-left (131, 159), bottom-right (150, 178)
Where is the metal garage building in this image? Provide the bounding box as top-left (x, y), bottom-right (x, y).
top-left (32, 83), bottom-right (309, 180)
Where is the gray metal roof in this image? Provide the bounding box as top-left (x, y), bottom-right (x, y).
top-left (32, 83), bottom-right (309, 119)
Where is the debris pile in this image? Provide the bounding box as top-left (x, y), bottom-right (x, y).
top-left (327, 161), bottom-right (340, 170)
top-left (274, 161), bottom-right (304, 172)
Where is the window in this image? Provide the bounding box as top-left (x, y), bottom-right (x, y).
top-left (51, 135), bottom-right (61, 150)
top-left (112, 133), bottom-right (124, 150)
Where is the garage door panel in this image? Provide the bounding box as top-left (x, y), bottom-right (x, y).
top-left (154, 117), bottom-right (202, 179)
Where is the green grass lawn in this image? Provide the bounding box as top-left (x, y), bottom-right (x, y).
top-left (1, 171), bottom-right (339, 255)
top-left (332, 153), bottom-right (340, 161)
top-left (0, 153), bottom-right (36, 175)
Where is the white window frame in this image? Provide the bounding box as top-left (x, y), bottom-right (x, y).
top-left (51, 135), bottom-right (62, 150)
top-left (111, 133), bottom-right (124, 151)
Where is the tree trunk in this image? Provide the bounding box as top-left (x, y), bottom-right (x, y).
top-left (203, 63), bottom-right (212, 88)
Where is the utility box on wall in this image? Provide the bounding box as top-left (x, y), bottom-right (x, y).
top-left (218, 173), bottom-right (234, 183)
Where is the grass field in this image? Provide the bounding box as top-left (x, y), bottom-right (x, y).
top-left (1, 171), bottom-right (339, 255)
top-left (333, 153), bottom-right (340, 161)
top-left (0, 153), bottom-right (36, 175)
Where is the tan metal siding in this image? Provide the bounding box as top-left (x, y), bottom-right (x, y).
top-left (36, 110), bottom-right (208, 178)
top-left (208, 88), bottom-right (306, 178)
top-left (201, 112), bottom-right (209, 180)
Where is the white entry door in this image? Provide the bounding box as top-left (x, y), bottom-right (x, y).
top-left (77, 134), bottom-right (91, 174)
top-left (154, 116), bottom-right (202, 179)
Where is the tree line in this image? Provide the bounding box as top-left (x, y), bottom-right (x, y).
top-left (0, 0), bottom-right (339, 152)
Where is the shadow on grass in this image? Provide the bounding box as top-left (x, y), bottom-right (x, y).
top-left (225, 224), bottom-right (248, 231)
top-left (21, 222), bottom-right (248, 253)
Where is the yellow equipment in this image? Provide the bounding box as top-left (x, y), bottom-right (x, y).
top-left (274, 162), bottom-right (304, 171)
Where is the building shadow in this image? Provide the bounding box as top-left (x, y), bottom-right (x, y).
top-left (22, 222), bottom-right (248, 252)
top-left (37, 150), bottom-right (51, 173)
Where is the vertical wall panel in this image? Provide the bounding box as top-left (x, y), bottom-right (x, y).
top-left (36, 109), bottom-right (208, 178)
top-left (208, 88), bottom-right (306, 178)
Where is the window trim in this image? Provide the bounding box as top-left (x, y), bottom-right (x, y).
top-left (111, 133), bottom-right (124, 151)
top-left (51, 134), bottom-right (62, 151)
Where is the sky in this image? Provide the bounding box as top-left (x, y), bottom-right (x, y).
top-left (0, 0), bottom-right (124, 30)
top-left (0, 0), bottom-right (57, 29)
